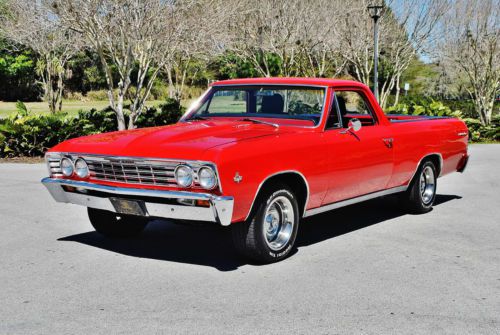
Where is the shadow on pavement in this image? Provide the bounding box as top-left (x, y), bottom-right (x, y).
top-left (298, 194), bottom-right (461, 247)
top-left (58, 194), bottom-right (461, 272)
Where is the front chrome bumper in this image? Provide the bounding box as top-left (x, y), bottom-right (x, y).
top-left (41, 178), bottom-right (234, 226)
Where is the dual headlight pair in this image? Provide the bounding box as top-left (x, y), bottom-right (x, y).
top-left (175, 165), bottom-right (217, 190)
top-left (60, 157), bottom-right (89, 178)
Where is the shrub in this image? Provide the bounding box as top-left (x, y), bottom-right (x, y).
top-left (136, 98), bottom-right (185, 127)
top-left (462, 115), bottom-right (500, 142)
top-left (64, 91), bottom-right (87, 101)
top-left (0, 111), bottom-right (81, 157)
top-left (149, 81), bottom-right (170, 100)
top-left (386, 99), bottom-right (499, 142)
top-left (386, 100), bottom-right (458, 117)
top-left (85, 89), bottom-right (111, 101)
top-left (182, 86), bottom-right (206, 100)
top-left (0, 99), bottom-right (185, 158)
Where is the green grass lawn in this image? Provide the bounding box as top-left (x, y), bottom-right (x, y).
top-left (0, 100), bottom-right (191, 118)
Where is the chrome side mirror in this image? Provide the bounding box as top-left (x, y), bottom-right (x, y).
top-left (341, 118), bottom-right (362, 134)
top-left (349, 118), bottom-right (362, 132)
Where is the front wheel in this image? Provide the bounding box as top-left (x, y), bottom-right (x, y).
top-left (401, 160), bottom-right (437, 214)
top-left (231, 183), bottom-right (299, 263)
top-left (87, 208), bottom-right (149, 237)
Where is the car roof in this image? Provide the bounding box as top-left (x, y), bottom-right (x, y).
top-left (211, 77), bottom-right (367, 88)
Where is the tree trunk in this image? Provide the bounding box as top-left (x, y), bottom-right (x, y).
top-left (56, 70), bottom-right (64, 112)
top-left (166, 66), bottom-right (175, 99)
top-left (476, 100), bottom-right (492, 126)
top-left (45, 58), bottom-right (56, 114)
top-left (393, 74), bottom-right (401, 107)
top-left (116, 87), bottom-right (126, 131)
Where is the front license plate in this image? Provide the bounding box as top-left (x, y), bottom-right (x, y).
top-left (110, 198), bottom-right (146, 216)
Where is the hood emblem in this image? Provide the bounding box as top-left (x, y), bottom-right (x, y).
top-left (234, 172), bottom-right (243, 183)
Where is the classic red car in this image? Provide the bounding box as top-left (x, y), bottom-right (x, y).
top-left (42, 78), bottom-right (469, 262)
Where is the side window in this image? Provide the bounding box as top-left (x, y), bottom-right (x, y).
top-left (335, 91), bottom-right (376, 127)
top-left (206, 90), bottom-right (247, 114)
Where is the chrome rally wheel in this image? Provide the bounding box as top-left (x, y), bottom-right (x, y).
top-left (403, 160), bottom-right (437, 214)
top-left (263, 196), bottom-right (295, 251)
top-left (420, 165), bottom-right (436, 205)
top-left (231, 183), bottom-right (299, 263)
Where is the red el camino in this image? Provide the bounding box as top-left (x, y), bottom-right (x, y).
top-left (42, 78), bottom-right (469, 262)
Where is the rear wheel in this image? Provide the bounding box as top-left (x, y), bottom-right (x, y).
top-left (402, 160), bottom-right (437, 214)
top-left (231, 183), bottom-right (299, 263)
top-left (87, 208), bottom-right (148, 237)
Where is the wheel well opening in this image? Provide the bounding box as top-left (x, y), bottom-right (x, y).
top-left (425, 154), bottom-right (442, 176)
top-left (257, 173), bottom-right (308, 217)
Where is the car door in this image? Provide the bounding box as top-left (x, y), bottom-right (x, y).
top-left (321, 89), bottom-right (394, 205)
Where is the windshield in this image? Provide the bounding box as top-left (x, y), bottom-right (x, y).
top-left (187, 85), bottom-right (327, 126)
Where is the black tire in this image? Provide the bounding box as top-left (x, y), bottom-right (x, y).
top-left (231, 182), bottom-right (300, 263)
top-left (402, 160), bottom-right (437, 214)
top-left (87, 208), bottom-right (148, 237)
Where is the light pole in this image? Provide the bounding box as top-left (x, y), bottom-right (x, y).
top-left (368, 3), bottom-right (384, 102)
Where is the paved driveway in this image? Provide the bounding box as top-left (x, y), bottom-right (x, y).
top-left (1, 145), bottom-right (499, 334)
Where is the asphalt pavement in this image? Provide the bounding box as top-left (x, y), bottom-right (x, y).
top-left (0, 144), bottom-right (499, 334)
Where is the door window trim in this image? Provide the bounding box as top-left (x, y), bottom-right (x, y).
top-left (332, 88), bottom-right (379, 126)
top-left (324, 90), bottom-right (343, 130)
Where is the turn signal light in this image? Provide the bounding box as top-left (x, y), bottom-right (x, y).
top-left (196, 199), bottom-right (210, 207)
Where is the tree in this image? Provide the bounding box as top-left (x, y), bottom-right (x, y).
top-left (226, 0), bottom-right (347, 78)
top-left (0, 43), bottom-right (40, 101)
top-left (336, 0), bottom-right (376, 86)
top-left (52, 0), bottom-right (196, 129)
top-left (0, 0), bottom-right (81, 112)
top-left (437, 0), bottom-right (499, 126)
top-left (335, 0), bottom-right (447, 109)
top-left (380, 0), bottom-right (449, 108)
top-left (162, 0), bottom-right (227, 102)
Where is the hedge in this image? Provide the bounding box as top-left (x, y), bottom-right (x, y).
top-left (386, 100), bottom-right (500, 142)
top-left (0, 99), bottom-right (184, 158)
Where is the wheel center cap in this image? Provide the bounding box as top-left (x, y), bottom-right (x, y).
top-left (265, 213), bottom-right (279, 234)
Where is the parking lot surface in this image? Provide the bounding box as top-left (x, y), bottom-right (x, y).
top-left (1, 144), bottom-right (499, 334)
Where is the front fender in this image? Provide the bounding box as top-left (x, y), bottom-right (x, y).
top-left (203, 131), bottom-right (330, 223)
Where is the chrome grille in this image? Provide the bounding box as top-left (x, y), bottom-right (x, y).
top-left (85, 157), bottom-right (179, 187)
top-left (47, 155), bottom-right (63, 177)
top-left (46, 153), bottom-right (219, 190)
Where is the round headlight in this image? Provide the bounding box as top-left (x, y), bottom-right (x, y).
top-left (198, 166), bottom-right (217, 189)
top-left (174, 165), bottom-right (194, 187)
top-left (74, 158), bottom-right (89, 178)
top-left (60, 157), bottom-right (74, 177)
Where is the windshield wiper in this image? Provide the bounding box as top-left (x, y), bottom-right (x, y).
top-left (240, 118), bottom-right (279, 128)
top-left (186, 115), bottom-right (209, 121)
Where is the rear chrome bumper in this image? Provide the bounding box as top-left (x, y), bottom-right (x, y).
top-left (458, 154), bottom-right (470, 173)
top-left (41, 178), bottom-right (234, 226)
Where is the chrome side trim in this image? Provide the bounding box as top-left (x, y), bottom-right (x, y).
top-left (41, 178), bottom-right (234, 226)
top-left (303, 186), bottom-right (407, 217)
top-left (244, 170), bottom-right (310, 221)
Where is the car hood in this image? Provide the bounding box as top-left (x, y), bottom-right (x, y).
top-left (50, 120), bottom-right (284, 160)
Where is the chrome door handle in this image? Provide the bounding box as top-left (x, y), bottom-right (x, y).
top-left (382, 138), bottom-right (393, 148)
